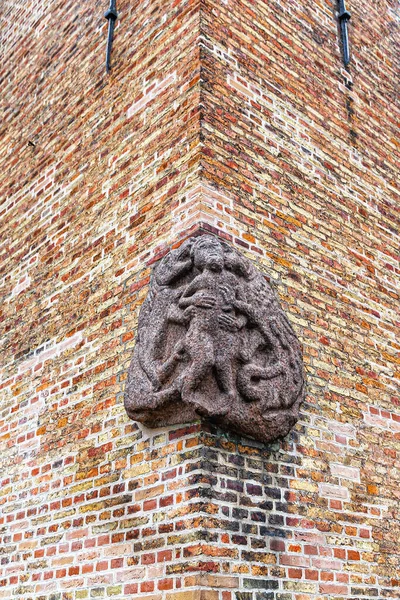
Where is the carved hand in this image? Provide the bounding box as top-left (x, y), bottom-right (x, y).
top-left (183, 305), bottom-right (197, 321)
top-left (218, 313), bottom-right (238, 331)
top-left (194, 294), bottom-right (216, 308)
top-left (219, 285), bottom-right (236, 306)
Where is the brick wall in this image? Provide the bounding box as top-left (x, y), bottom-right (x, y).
top-left (0, 0), bottom-right (399, 599)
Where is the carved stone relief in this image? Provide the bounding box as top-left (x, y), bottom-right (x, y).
top-left (124, 235), bottom-right (305, 443)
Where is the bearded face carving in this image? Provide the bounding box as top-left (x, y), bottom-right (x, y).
top-left (124, 235), bottom-right (305, 443)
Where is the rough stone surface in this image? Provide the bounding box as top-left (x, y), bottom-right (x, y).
top-left (125, 234), bottom-right (305, 443)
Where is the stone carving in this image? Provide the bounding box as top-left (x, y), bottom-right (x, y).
top-left (124, 234), bottom-right (305, 443)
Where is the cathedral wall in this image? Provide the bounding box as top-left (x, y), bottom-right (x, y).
top-left (195, 0), bottom-right (400, 596)
top-left (0, 0), bottom-right (399, 599)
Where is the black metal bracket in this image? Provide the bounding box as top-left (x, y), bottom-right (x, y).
top-left (104, 0), bottom-right (118, 73)
top-left (337, 0), bottom-right (351, 66)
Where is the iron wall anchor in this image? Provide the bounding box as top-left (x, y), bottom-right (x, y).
top-left (338, 0), bottom-right (351, 66)
top-left (104, 0), bottom-right (118, 73)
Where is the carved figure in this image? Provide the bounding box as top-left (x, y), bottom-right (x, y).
top-left (124, 235), bottom-right (305, 443)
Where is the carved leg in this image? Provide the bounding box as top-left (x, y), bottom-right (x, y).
top-left (182, 353), bottom-right (214, 397)
top-left (214, 359), bottom-right (236, 415)
top-left (181, 334), bottom-right (217, 415)
top-left (237, 362), bottom-right (284, 407)
top-left (154, 339), bottom-right (186, 389)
